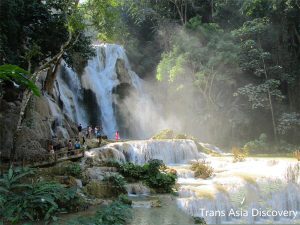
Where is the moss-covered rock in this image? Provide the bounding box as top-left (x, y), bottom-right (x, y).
top-left (151, 129), bottom-right (176, 139)
top-left (83, 181), bottom-right (118, 198)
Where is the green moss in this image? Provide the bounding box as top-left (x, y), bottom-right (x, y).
top-left (152, 129), bottom-right (176, 139)
top-left (83, 181), bottom-right (117, 198)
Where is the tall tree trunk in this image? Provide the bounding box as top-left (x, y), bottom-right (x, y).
top-left (43, 58), bottom-right (62, 95)
top-left (258, 39), bottom-right (278, 143)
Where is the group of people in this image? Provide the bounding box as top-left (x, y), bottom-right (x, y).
top-left (46, 124), bottom-right (121, 159)
top-left (77, 123), bottom-right (121, 141)
top-left (67, 138), bottom-right (81, 155)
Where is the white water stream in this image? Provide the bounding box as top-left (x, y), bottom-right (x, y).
top-left (86, 140), bottom-right (300, 224)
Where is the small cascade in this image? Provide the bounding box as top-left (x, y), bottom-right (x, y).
top-left (126, 183), bottom-right (150, 196)
top-left (173, 158), bottom-right (300, 224)
top-left (87, 139), bottom-right (204, 165)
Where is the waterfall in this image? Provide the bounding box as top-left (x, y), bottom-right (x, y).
top-left (81, 44), bottom-right (134, 137)
top-left (51, 44), bottom-right (143, 138)
top-left (85, 139), bottom-right (205, 165)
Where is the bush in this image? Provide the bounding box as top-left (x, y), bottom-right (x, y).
top-left (93, 200), bottom-right (132, 225)
top-left (41, 161), bottom-right (82, 178)
top-left (118, 162), bottom-right (145, 180)
top-left (116, 159), bottom-right (176, 193)
top-left (144, 172), bottom-right (177, 193)
top-left (145, 159), bottom-right (165, 174)
top-left (191, 160), bottom-right (214, 179)
top-left (65, 162), bottom-right (82, 178)
top-left (143, 159), bottom-right (176, 193)
top-left (232, 147), bottom-right (247, 162)
top-left (243, 133), bottom-right (268, 153)
top-left (0, 167), bottom-right (82, 224)
top-left (65, 199), bottom-right (132, 225)
top-left (294, 150), bottom-right (300, 161)
top-left (103, 174), bottom-right (127, 195)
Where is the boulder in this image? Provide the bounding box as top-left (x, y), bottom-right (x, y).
top-left (84, 181), bottom-right (118, 198)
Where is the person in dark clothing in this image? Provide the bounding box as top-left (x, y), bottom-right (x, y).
top-left (82, 136), bottom-right (86, 146)
top-left (67, 140), bottom-right (73, 156)
top-left (96, 128), bottom-right (102, 146)
top-left (78, 124), bottom-right (82, 133)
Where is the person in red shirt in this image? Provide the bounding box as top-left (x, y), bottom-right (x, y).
top-left (115, 131), bottom-right (120, 141)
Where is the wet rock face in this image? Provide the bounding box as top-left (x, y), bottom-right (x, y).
top-left (116, 58), bottom-right (132, 85)
top-left (0, 99), bottom-right (20, 158)
top-left (83, 181), bottom-right (118, 198)
top-left (0, 93), bottom-right (78, 160)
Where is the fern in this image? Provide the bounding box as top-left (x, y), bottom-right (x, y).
top-left (0, 167), bottom-right (82, 223)
top-left (0, 64), bottom-right (40, 96)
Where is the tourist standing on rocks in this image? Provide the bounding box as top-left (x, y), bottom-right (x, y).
top-left (74, 139), bottom-right (81, 153)
top-left (115, 131), bottom-right (120, 141)
top-left (78, 123), bottom-right (82, 133)
top-left (96, 126), bottom-right (102, 145)
top-left (67, 140), bottom-right (73, 155)
top-left (88, 126), bottom-right (93, 138)
top-left (48, 141), bottom-right (55, 160)
top-left (94, 126), bottom-right (98, 138)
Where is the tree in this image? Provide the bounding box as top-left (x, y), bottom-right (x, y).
top-left (233, 18), bottom-right (287, 142)
top-left (0, 0), bottom-right (95, 162)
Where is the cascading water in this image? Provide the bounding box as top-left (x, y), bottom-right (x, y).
top-left (81, 44), bottom-right (137, 137)
top-left (52, 44), bottom-right (144, 138)
top-left (86, 140), bottom-right (300, 224)
top-left (54, 63), bottom-right (87, 125)
top-left (85, 139), bottom-right (205, 165)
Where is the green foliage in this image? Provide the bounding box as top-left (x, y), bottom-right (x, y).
top-left (235, 80), bottom-right (284, 109)
top-left (144, 171), bottom-right (177, 193)
top-left (101, 158), bottom-right (122, 168)
top-left (0, 64), bottom-right (40, 96)
top-left (0, 0), bottom-right (94, 71)
top-left (64, 198), bottom-right (132, 225)
top-left (82, 0), bottom-right (127, 42)
top-left (41, 161), bottom-right (82, 178)
top-left (93, 200), bottom-right (132, 225)
top-left (103, 174), bottom-right (127, 195)
top-left (117, 194), bottom-right (132, 206)
top-left (115, 159), bottom-right (176, 193)
top-left (118, 162), bottom-right (145, 180)
top-left (0, 167), bottom-right (82, 223)
top-left (277, 113), bottom-right (300, 135)
top-left (190, 160), bottom-right (214, 179)
top-left (243, 133), bottom-right (268, 153)
top-left (65, 162), bottom-right (82, 178)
